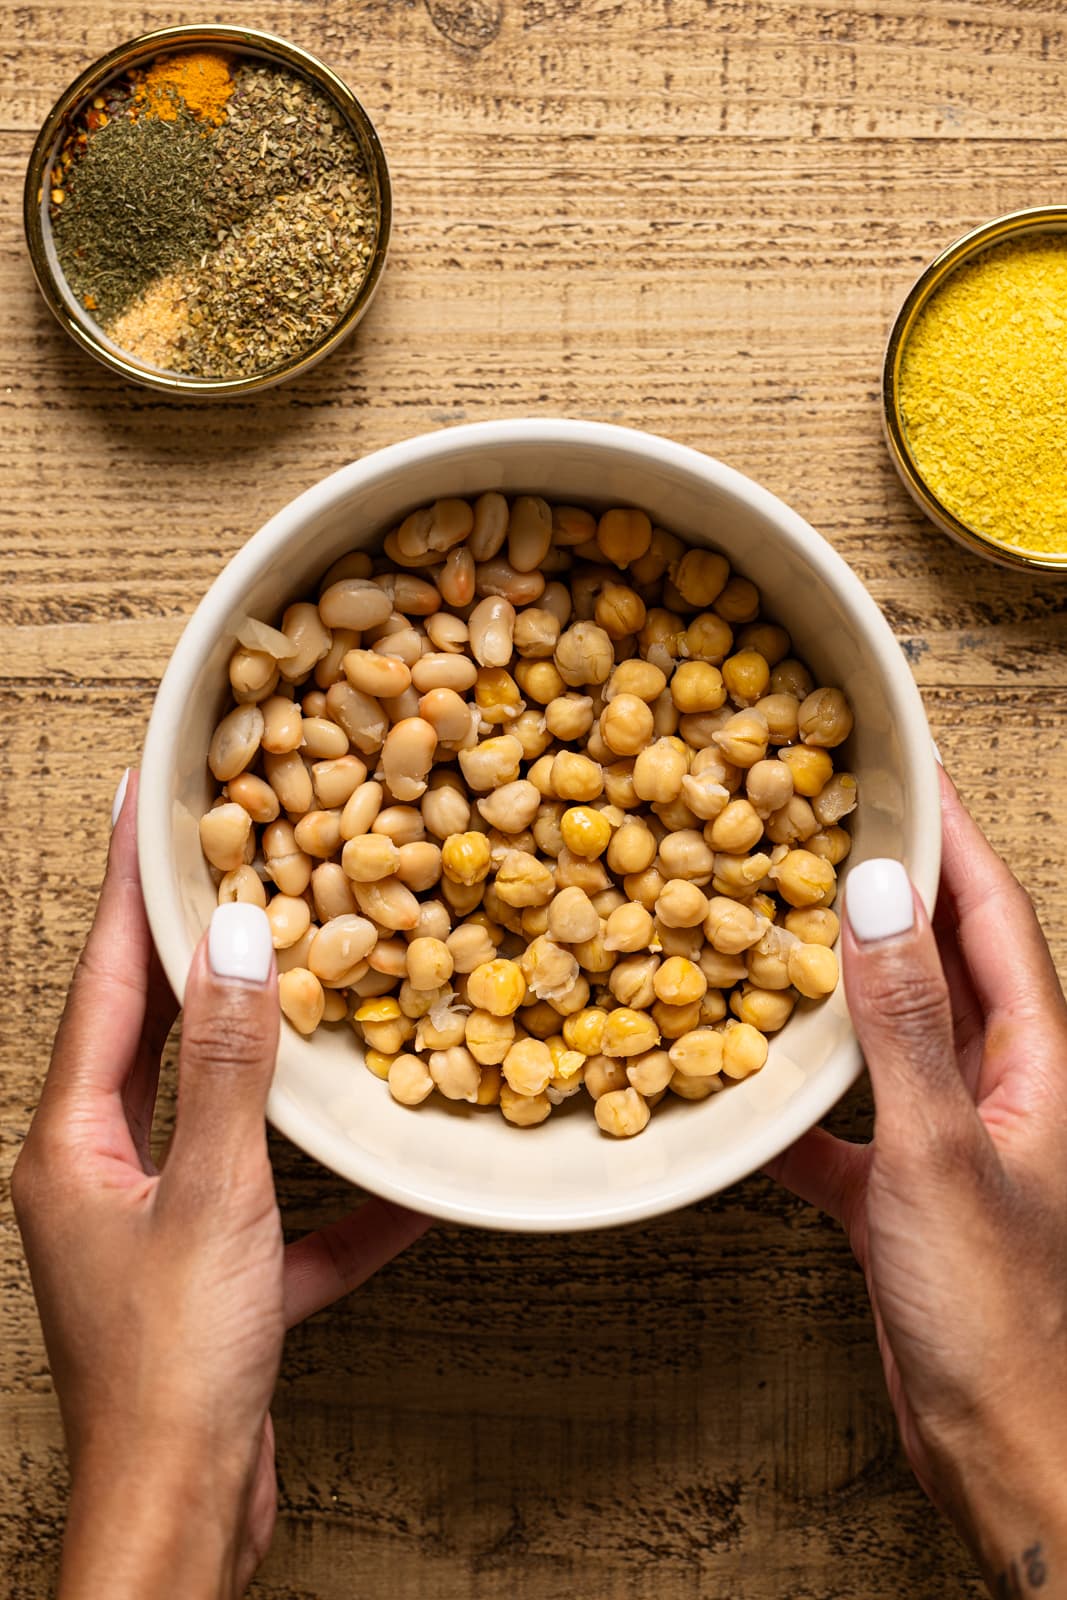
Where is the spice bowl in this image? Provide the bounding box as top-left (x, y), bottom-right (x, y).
top-left (883, 206), bottom-right (1067, 574)
top-left (138, 418), bottom-right (941, 1232)
top-left (24, 24), bottom-right (391, 396)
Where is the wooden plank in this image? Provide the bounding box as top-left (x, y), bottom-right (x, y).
top-left (1, 2), bottom-right (1065, 1597)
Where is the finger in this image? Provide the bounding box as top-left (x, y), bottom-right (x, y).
top-left (843, 858), bottom-right (983, 1159)
top-left (764, 1126), bottom-right (868, 1230)
top-left (165, 904), bottom-right (279, 1184)
top-left (932, 888), bottom-right (986, 1099)
top-left (939, 768), bottom-right (1066, 1028)
top-left (283, 1197), bottom-right (431, 1329)
top-left (40, 771), bottom-right (151, 1134)
top-left (122, 947), bottom-right (179, 1171)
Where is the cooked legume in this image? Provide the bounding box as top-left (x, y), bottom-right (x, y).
top-left (200, 493), bottom-right (856, 1140)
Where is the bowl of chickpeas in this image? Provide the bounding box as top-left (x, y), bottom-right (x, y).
top-left (139, 418), bottom-right (940, 1230)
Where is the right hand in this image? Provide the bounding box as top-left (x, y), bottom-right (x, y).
top-left (768, 767), bottom-right (1067, 1596)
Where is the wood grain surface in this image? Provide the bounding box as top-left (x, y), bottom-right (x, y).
top-left (2, 2), bottom-right (1066, 1596)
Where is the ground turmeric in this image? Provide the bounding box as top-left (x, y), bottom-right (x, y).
top-left (134, 50), bottom-right (234, 126)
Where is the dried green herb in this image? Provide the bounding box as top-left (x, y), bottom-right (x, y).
top-left (48, 55), bottom-right (377, 380)
top-left (51, 100), bottom-right (214, 324)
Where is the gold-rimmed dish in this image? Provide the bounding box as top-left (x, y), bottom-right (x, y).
top-left (883, 206), bottom-right (1067, 575)
top-left (24, 24), bottom-right (391, 397)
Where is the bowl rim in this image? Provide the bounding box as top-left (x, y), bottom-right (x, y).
top-left (23, 23), bottom-right (391, 398)
top-left (139, 417), bottom-right (941, 1230)
top-left (882, 205), bottom-right (1067, 575)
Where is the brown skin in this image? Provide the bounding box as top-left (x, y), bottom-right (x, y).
top-left (12, 773), bottom-right (430, 1599)
top-left (768, 767), bottom-right (1067, 1593)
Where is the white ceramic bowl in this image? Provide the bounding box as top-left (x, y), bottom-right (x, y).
top-left (140, 419), bottom-right (940, 1231)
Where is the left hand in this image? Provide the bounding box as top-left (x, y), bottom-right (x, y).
top-left (13, 770), bottom-right (430, 1600)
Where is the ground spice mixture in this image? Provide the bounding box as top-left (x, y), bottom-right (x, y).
top-left (49, 49), bottom-right (378, 380)
top-left (898, 233), bottom-right (1067, 559)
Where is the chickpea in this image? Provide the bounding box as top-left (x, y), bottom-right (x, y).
top-left (808, 826), bottom-right (852, 866)
top-left (671, 660), bottom-right (726, 714)
top-left (623, 866), bottom-right (666, 911)
top-left (653, 956), bottom-right (707, 1006)
top-left (515, 658), bottom-right (566, 705)
top-left (703, 896), bottom-right (766, 954)
top-left (669, 1070), bottom-right (723, 1101)
top-left (798, 687), bottom-right (853, 748)
top-left (441, 831), bottom-right (492, 886)
top-left (632, 738), bottom-right (687, 804)
top-left (595, 1087), bottom-right (650, 1138)
top-left (605, 658), bottom-right (667, 703)
top-left (476, 780), bottom-right (541, 834)
top-left (721, 1022), bottom-right (769, 1079)
top-left (712, 709), bottom-right (769, 768)
top-left (813, 772), bottom-right (858, 827)
top-left (787, 942), bottom-right (840, 998)
top-left (388, 1053), bottom-right (434, 1106)
top-left (544, 695), bottom-right (594, 743)
top-left (597, 507), bottom-right (652, 567)
top-left (707, 799), bottom-right (764, 854)
top-left (406, 936), bottom-right (454, 990)
top-left (551, 751), bottom-right (604, 803)
top-left (771, 849), bottom-right (836, 908)
top-left (764, 795), bottom-right (819, 847)
top-left (625, 1049), bottom-right (673, 1096)
top-left (730, 984), bottom-right (796, 1032)
top-left (503, 1037), bottom-right (554, 1096)
top-left (679, 770), bottom-right (731, 822)
top-left (467, 959), bottom-right (527, 1016)
top-left (745, 759), bottom-right (794, 818)
top-left (595, 582), bottom-right (647, 639)
top-left (465, 1010), bottom-right (515, 1065)
top-left (559, 805), bottom-right (611, 859)
top-left (603, 902), bottom-right (655, 953)
top-left (606, 819), bottom-right (657, 875)
top-left (683, 611), bottom-right (733, 664)
top-left (341, 833), bottom-right (401, 883)
top-left (429, 1046), bottom-right (482, 1103)
top-left (599, 694), bottom-right (655, 756)
top-left (499, 1084), bottom-right (552, 1126)
top-left (555, 622), bottom-right (614, 687)
top-left (494, 851), bottom-right (556, 907)
top-left (608, 953), bottom-right (660, 1010)
top-left (668, 1029), bottom-right (725, 1078)
top-left (784, 906), bottom-right (840, 947)
top-left (583, 1054), bottom-right (631, 1099)
top-left (513, 607), bottom-right (562, 659)
top-left (754, 693), bottom-right (800, 745)
top-left (548, 886), bottom-right (601, 944)
top-left (655, 879), bottom-right (709, 929)
top-left (458, 735), bottom-right (523, 791)
top-left (671, 549), bottom-right (729, 608)
top-left (722, 649), bottom-right (770, 706)
top-left (778, 743), bottom-right (834, 797)
top-left (652, 998), bottom-right (702, 1039)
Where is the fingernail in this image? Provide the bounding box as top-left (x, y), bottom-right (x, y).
top-left (110, 768), bottom-right (131, 829)
top-left (209, 903), bottom-right (273, 983)
top-left (846, 858), bottom-right (915, 943)
top-left (931, 738), bottom-right (944, 766)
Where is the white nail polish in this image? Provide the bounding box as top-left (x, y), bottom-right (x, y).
top-left (931, 738), bottom-right (944, 766)
top-left (110, 768), bottom-right (131, 829)
top-left (209, 903), bottom-right (273, 983)
top-left (846, 858), bottom-right (915, 943)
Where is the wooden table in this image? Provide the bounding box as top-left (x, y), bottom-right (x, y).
top-left (3, 3), bottom-right (1065, 1595)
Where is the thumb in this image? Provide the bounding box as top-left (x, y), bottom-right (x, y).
top-left (167, 903), bottom-right (280, 1184)
top-left (843, 858), bottom-right (978, 1160)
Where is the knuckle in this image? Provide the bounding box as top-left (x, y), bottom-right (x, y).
top-left (861, 967), bottom-right (951, 1036)
top-left (181, 1005), bottom-right (275, 1079)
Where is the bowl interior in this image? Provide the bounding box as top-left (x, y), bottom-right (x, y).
top-left (140, 421), bottom-right (939, 1230)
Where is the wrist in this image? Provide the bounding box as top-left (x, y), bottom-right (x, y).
top-left (932, 1404), bottom-right (1067, 1596)
top-left (59, 1432), bottom-right (250, 1600)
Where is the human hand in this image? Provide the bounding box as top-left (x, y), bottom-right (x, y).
top-left (768, 766), bottom-right (1067, 1596)
top-left (12, 771), bottom-right (430, 1600)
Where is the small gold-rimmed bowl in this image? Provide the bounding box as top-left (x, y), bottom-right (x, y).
top-left (24, 24), bottom-right (391, 397)
top-left (883, 206), bottom-right (1067, 575)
